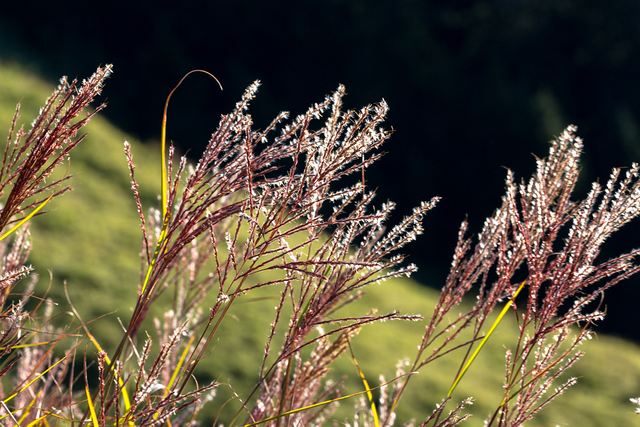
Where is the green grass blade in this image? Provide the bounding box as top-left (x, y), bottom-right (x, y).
top-left (141, 70), bottom-right (222, 296)
top-left (3, 354), bottom-right (68, 403)
top-left (85, 383), bottom-right (100, 427)
top-left (160, 70), bottom-right (222, 219)
top-left (447, 280), bottom-right (527, 397)
top-left (0, 194), bottom-right (53, 242)
top-left (348, 337), bottom-right (380, 427)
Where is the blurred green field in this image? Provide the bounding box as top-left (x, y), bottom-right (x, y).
top-left (1, 59), bottom-right (640, 426)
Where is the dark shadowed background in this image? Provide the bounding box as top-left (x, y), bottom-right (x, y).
top-left (2, 0), bottom-right (640, 339)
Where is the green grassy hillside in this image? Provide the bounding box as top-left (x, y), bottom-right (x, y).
top-left (1, 59), bottom-right (639, 426)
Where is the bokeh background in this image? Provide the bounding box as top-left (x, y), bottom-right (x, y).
top-left (2, 0), bottom-right (640, 339)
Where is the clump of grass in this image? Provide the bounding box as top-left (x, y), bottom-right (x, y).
top-left (1, 65), bottom-right (640, 427)
top-left (0, 64), bottom-right (112, 425)
top-left (391, 125), bottom-right (640, 426)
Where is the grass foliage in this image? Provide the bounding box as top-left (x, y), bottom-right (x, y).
top-left (1, 61), bottom-right (640, 426)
